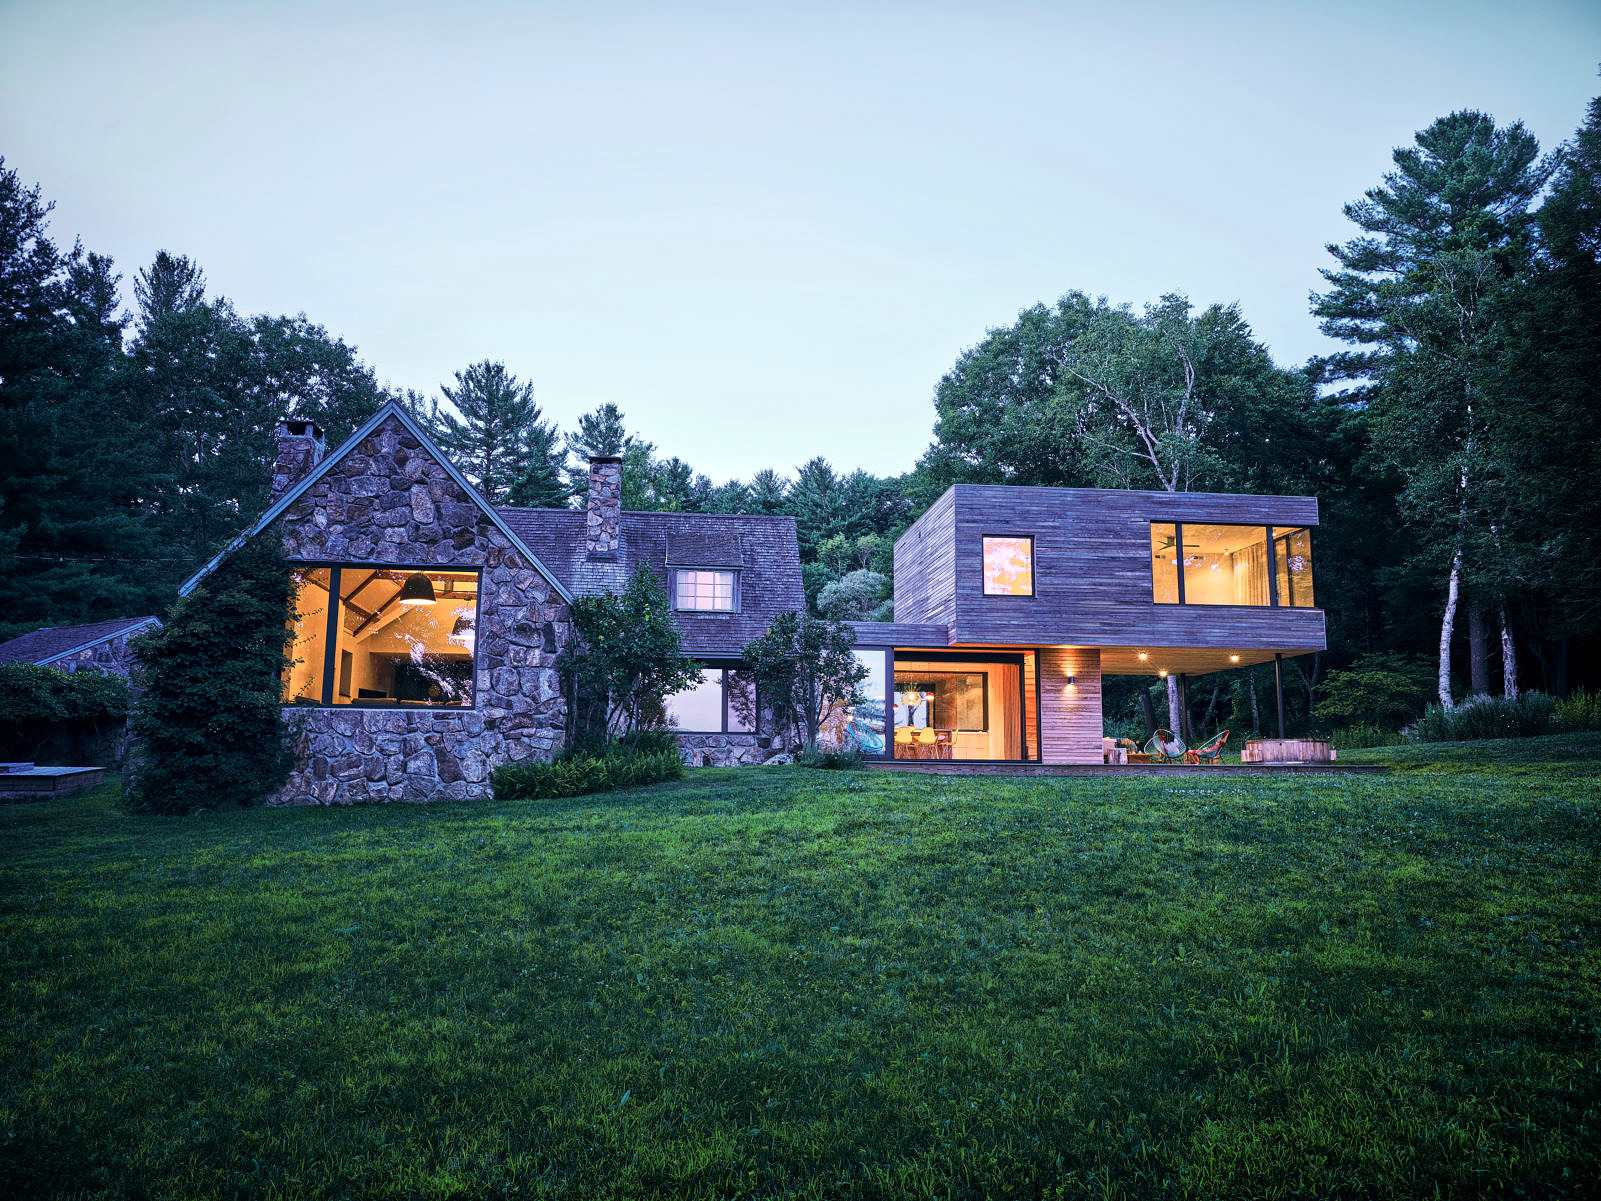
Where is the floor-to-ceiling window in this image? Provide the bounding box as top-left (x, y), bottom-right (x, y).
top-left (891, 653), bottom-right (1029, 760)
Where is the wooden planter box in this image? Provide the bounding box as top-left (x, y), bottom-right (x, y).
top-left (1242, 738), bottom-right (1335, 764)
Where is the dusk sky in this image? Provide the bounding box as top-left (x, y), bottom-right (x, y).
top-left (3, 0), bottom-right (1597, 480)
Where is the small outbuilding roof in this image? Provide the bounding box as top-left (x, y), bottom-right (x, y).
top-left (0, 616), bottom-right (162, 667)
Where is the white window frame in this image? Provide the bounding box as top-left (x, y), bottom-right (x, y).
top-left (674, 568), bottom-right (739, 613)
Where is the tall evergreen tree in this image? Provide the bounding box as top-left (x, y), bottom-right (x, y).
top-left (424, 361), bottom-right (562, 505)
top-left (747, 468), bottom-right (789, 514)
top-left (563, 402), bottom-right (635, 501)
top-left (0, 162), bottom-right (171, 634)
top-left (1312, 111), bottom-right (1556, 706)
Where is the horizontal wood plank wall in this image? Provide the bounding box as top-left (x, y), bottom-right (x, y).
top-left (942, 484), bottom-right (1326, 652)
top-left (847, 621), bottom-right (950, 647)
top-left (892, 490), bottom-right (957, 629)
top-left (1023, 652), bottom-right (1038, 760)
top-left (1038, 647), bottom-right (1102, 765)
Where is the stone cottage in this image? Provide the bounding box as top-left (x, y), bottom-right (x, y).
top-left (177, 402), bottom-right (805, 805)
top-left (0, 616), bottom-right (162, 678)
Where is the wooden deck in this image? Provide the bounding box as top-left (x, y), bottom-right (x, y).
top-left (0, 766), bottom-right (107, 800)
top-left (867, 760), bottom-right (1386, 777)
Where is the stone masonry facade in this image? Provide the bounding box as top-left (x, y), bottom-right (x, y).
top-left (272, 414), bottom-right (570, 805)
top-left (674, 731), bottom-right (789, 767)
top-left (52, 626), bottom-right (150, 678)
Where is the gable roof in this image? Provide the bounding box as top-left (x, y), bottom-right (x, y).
top-left (176, 402), bottom-right (573, 602)
top-left (498, 507), bottom-right (804, 658)
top-left (0, 616), bottom-right (162, 667)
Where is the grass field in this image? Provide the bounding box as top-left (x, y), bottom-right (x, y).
top-left (3, 739), bottom-right (1599, 1199)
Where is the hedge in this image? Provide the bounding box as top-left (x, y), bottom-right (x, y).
top-left (492, 734), bottom-right (684, 801)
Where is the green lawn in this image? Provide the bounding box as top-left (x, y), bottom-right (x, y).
top-left (3, 745), bottom-right (1598, 1199)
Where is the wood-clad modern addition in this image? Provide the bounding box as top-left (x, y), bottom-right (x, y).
top-left (1038, 648), bottom-right (1103, 765)
top-left (853, 480), bottom-right (1329, 767)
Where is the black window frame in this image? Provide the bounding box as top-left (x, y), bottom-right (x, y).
top-left (980, 533), bottom-right (1036, 598)
top-left (285, 561), bottom-right (484, 710)
top-left (1149, 522), bottom-right (1313, 609)
top-left (672, 567), bottom-right (741, 614)
top-left (664, 662), bottom-right (759, 734)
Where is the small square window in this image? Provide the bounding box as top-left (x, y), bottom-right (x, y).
top-left (982, 536), bottom-right (1033, 596)
top-left (675, 569), bottom-right (736, 612)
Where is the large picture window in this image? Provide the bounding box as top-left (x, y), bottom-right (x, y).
top-left (1150, 523), bottom-right (1314, 608)
top-left (284, 566), bottom-right (479, 707)
top-left (675, 569), bottom-right (736, 612)
top-left (664, 667), bottom-right (756, 733)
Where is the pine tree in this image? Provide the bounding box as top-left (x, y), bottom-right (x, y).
top-left (1312, 111), bottom-right (1556, 707)
top-left (747, 469), bottom-right (789, 514)
top-left (506, 416), bottom-right (570, 508)
top-left (425, 361), bottom-right (562, 504)
top-left (563, 402), bottom-right (636, 501)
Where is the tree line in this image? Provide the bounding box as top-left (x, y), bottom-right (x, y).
top-left (2, 88), bottom-right (1597, 737)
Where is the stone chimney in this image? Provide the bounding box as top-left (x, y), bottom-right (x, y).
top-left (585, 455), bottom-right (622, 559)
top-left (272, 418), bottom-right (326, 502)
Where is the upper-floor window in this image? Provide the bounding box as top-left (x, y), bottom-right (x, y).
top-left (285, 566), bottom-right (480, 707)
top-left (1150, 523), bottom-right (1314, 607)
top-left (982, 536), bottom-right (1034, 596)
top-left (675, 569), bottom-right (737, 612)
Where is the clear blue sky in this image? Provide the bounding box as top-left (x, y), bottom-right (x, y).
top-left (2, 1), bottom-right (1596, 479)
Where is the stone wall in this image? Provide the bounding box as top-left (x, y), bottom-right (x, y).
top-left (675, 731), bottom-right (789, 767)
top-left (53, 627), bottom-right (148, 678)
top-left (273, 413), bottom-right (570, 805)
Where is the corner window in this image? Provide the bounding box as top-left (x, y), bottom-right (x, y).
top-left (1272, 527), bottom-right (1316, 608)
top-left (285, 566), bottom-right (479, 707)
top-left (675, 569), bottom-right (736, 612)
top-left (1150, 523), bottom-right (1314, 607)
top-left (981, 536), bottom-right (1033, 596)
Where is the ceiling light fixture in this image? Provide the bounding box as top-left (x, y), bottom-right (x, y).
top-left (398, 573), bottom-right (437, 606)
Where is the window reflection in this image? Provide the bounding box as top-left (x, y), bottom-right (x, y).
top-left (982, 537), bottom-right (1033, 595)
top-left (845, 650), bottom-right (886, 754)
top-left (1273, 527), bottom-right (1316, 607)
top-left (1149, 523), bottom-right (1314, 607)
top-left (665, 669), bottom-right (724, 731)
top-left (285, 568), bottom-right (332, 702)
top-left (1151, 524), bottom-right (1179, 603)
top-left (335, 569), bottom-right (478, 705)
top-left (676, 570), bottom-right (735, 611)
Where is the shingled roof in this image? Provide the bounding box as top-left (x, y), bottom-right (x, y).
top-left (0, 616), bottom-right (161, 667)
top-left (497, 507), bottom-right (804, 658)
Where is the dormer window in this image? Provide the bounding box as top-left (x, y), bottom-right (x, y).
top-left (675, 569), bottom-right (737, 612)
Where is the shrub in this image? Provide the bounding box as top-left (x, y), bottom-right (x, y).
top-left (491, 737), bottom-right (683, 801)
top-left (1330, 722), bottom-right (1406, 750)
top-left (1313, 653), bottom-right (1433, 730)
top-left (797, 742), bottom-right (863, 770)
top-left (560, 565), bottom-right (701, 741)
top-left (1411, 691), bottom-right (1560, 743)
top-left (124, 539), bottom-right (296, 814)
top-left (0, 663), bottom-right (129, 764)
top-left (1555, 687), bottom-right (1601, 731)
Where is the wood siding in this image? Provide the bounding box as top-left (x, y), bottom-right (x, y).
top-left (892, 490), bottom-right (958, 631)
top-left (1022, 651), bottom-right (1038, 761)
top-left (894, 484), bottom-right (1326, 655)
top-left (1038, 647), bottom-right (1102, 765)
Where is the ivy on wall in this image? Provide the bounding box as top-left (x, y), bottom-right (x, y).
top-left (0, 663), bottom-right (128, 764)
top-left (124, 538), bottom-right (296, 814)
